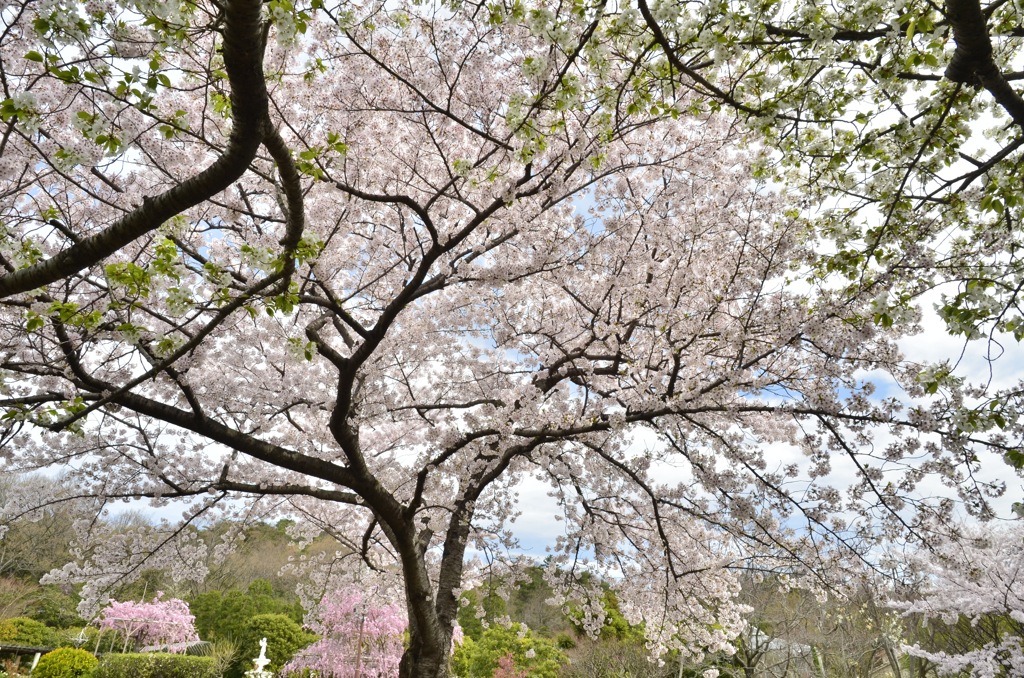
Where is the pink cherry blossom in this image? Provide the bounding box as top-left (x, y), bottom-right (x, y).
top-left (283, 588), bottom-right (406, 678)
top-left (95, 593), bottom-right (199, 651)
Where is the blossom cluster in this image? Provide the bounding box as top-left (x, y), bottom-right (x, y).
top-left (892, 524), bottom-right (1024, 678)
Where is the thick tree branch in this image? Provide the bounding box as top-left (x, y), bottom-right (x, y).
top-left (212, 480), bottom-right (364, 505)
top-left (945, 0), bottom-right (1024, 125)
top-left (53, 272), bottom-right (288, 430)
top-left (262, 125), bottom-right (307, 275)
top-left (0, 0), bottom-right (270, 299)
top-left (115, 389), bottom-right (361, 491)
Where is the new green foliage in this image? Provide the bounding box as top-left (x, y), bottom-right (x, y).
top-left (0, 616), bottom-right (53, 646)
top-left (451, 624), bottom-right (566, 678)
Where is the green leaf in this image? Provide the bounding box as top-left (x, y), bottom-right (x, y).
top-left (1006, 449), bottom-right (1024, 469)
top-left (0, 98), bottom-right (19, 121)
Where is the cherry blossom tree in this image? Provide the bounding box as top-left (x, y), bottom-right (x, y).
top-left (628, 0), bottom-right (1024, 352)
top-left (95, 593), bottom-right (199, 652)
top-left (892, 523), bottom-right (1024, 678)
top-left (0, 1), bottom-right (1020, 677)
top-left (282, 588), bottom-right (406, 678)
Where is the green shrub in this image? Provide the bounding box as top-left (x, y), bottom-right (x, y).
top-left (94, 653), bottom-right (217, 678)
top-left (0, 616), bottom-right (54, 646)
top-left (33, 647), bottom-right (98, 678)
top-left (227, 614), bottom-right (315, 678)
top-left (555, 632), bottom-right (576, 649)
top-left (451, 623), bottom-right (566, 678)
top-left (190, 580), bottom-right (303, 643)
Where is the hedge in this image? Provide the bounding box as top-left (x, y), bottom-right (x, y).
top-left (94, 653), bottom-right (217, 678)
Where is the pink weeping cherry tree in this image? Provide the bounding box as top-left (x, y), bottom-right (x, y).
top-left (0, 0), bottom-right (1019, 676)
top-left (95, 594), bottom-right (199, 652)
top-left (283, 588), bottom-right (406, 678)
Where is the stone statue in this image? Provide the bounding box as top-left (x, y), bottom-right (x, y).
top-left (245, 637), bottom-right (272, 678)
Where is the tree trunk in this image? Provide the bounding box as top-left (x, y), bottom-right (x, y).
top-left (392, 530), bottom-right (456, 678)
top-left (394, 495), bottom-right (477, 678)
top-left (398, 586), bottom-right (452, 678)
top-left (398, 640), bottom-right (451, 678)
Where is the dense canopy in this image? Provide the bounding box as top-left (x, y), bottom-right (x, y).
top-left (1, 0), bottom-right (1022, 676)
